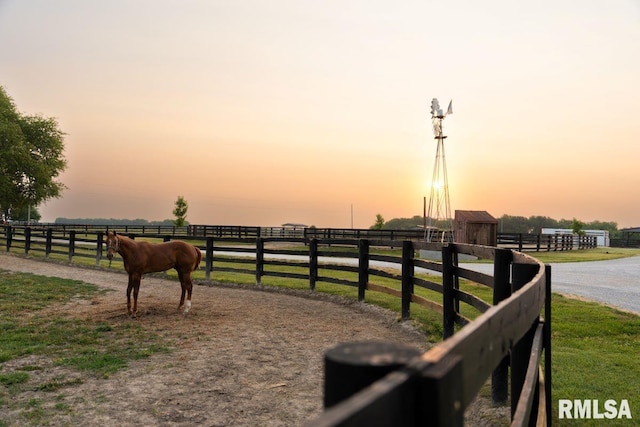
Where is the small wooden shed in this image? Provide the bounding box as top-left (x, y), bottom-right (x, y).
top-left (454, 210), bottom-right (498, 246)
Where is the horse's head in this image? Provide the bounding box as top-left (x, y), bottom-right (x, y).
top-left (105, 231), bottom-right (120, 260)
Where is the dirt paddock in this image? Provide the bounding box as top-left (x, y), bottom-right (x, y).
top-left (0, 254), bottom-right (429, 426)
top-left (0, 254), bottom-right (506, 426)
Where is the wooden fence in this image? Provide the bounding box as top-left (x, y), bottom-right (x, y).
top-left (16, 223), bottom-right (596, 252)
top-left (497, 232), bottom-right (597, 251)
top-left (0, 225), bottom-right (551, 426)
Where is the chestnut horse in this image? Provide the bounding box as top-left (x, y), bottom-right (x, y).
top-left (104, 231), bottom-right (202, 318)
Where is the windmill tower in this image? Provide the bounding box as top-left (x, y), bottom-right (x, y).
top-left (426, 98), bottom-right (454, 242)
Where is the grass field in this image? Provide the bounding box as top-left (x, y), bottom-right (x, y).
top-left (0, 270), bottom-right (172, 425)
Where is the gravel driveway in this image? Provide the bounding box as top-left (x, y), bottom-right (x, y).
top-left (464, 256), bottom-right (640, 314)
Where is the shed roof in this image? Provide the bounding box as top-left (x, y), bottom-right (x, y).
top-left (621, 227), bottom-right (640, 233)
top-left (454, 210), bottom-right (497, 224)
top-left (281, 223), bottom-right (308, 228)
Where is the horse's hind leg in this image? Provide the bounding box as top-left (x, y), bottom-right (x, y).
top-left (126, 275), bottom-right (134, 317)
top-left (184, 273), bottom-right (193, 314)
top-left (178, 270), bottom-right (193, 314)
top-left (132, 277), bottom-right (140, 318)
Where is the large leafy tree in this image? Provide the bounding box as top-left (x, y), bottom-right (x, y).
top-left (0, 86), bottom-right (66, 221)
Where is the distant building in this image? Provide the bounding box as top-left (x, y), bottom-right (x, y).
top-left (454, 210), bottom-right (498, 246)
top-left (541, 228), bottom-right (610, 247)
top-left (281, 222), bottom-right (308, 234)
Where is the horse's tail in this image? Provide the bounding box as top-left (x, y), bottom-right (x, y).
top-left (193, 246), bottom-right (202, 271)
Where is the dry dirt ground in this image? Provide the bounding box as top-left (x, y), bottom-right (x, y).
top-left (0, 254), bottom-right (507, 426)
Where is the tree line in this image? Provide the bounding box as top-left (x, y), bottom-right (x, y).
top-left (53, 218), bottom-right (177, 226)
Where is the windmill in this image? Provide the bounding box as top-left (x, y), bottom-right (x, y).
top-left (425, 98), bottom-right (454, 242)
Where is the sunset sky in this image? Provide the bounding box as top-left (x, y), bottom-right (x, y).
top-left (1, 1), bottom-right (639, 228)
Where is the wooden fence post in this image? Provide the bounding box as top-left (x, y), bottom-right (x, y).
top-left (95, 232), bottom-right (103, 265)
top-left (24, 227), bottom-right (31, 254)
top-left (401, 240), bottom-right (414, 320)
top-left (255, 237), bottom-right (264, 285)
top-left (442, 244), bottom-right (455, 339)
top-left (544, 264), bottom-right (552, 427)
top-left (5, 226), bottom-right (12, 252)
top-left (511, 262), bottom-right (541, 420)
top-left (45, 228), bottom-right (53, 258)
top-left (323, 341), bottom-right (421, 409)
top-left (418, 354), bottom-right (465, 426)
top-left (205, 237), bottom-right (213, 280)
top-left (492, 248), bottom-right (513, 404)
top-left (358, 239), bottom-right (369, 302)
top-left (309, 238), bottom-right (318, 291)
top-left (68, 230), bottom-right (76, 262)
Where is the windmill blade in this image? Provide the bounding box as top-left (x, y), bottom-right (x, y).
top-left (446, 100), bottom-right (453, 115)
top-left (430, 98), bottom-right (440, 116)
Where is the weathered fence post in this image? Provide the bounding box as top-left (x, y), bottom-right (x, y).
top-left (401, 240), bottom-right (414, 320)
top-left (5, 226), bottom-right (12, 252)
top-left (95, 232), bottom-right (103, 265)
top-left (419, 354), bottom-right (465, 426)
top-left (24, 227), bottom-right (31, 254)
top-left (491, 248), bottom-right (513, 404)
top-left (511, 262), bottom-right (541, 420)
top-left (309, 238), bottom-right (318, 291)
top-left (255, 237), bottom-right (264, 285)
top-left (358, 239), bottom-right (369, 302)
top-left (46, 228), bottom-right (53, 258)
top-left (68, 230), bottom-right (76, 262)
top-left (544, 264), bottom-right (552, 427)
top-left (323, 341), bottom-right (421, 408)
top-left (205, 236), bottom-right (213, 280)
top-left (442, 244), bottom-right (455, 339)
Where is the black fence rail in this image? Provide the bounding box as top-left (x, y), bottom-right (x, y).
top-left (611, 238), bottom-right (640, 248)
top-left (303, 228), bottom-right (427, 241)
top-left (13, 224), bottom-right (597, 253)
top-left (497, 232), bottom-right (597, 251)
top-left (0, 225), bottom-right (551, 426)
top-left (9, 223), bottom-right (190, 237)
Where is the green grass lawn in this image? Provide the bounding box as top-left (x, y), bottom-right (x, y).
top-left (0, 270), bottom-right (171, 375)
top-left (523, 247), bottom-right (640, 264)
top-left (551, 294), bottom-right (639, 426)
top-left (0, 270), bottom-right (173, 426)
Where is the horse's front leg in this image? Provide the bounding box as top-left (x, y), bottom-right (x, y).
top-left (131, 274), bottom-right (141, 318)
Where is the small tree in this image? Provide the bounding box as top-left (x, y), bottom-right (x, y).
top-left (372, 214), bottom-right (385, 230)
top-left (571, 218), bottom-right (586, 236)
top-left (173, 196), bottom-right (188, 226)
